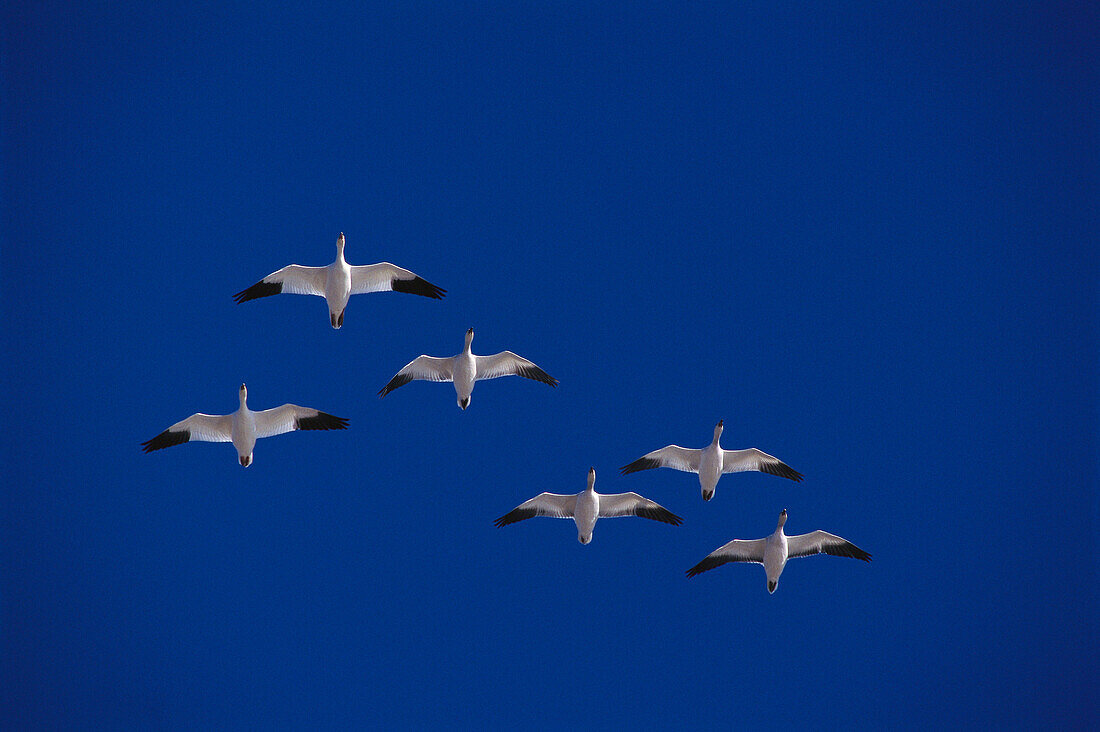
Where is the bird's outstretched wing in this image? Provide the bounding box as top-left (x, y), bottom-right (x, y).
top-left (494, 493), bottom-right (577, 527)
top-left (142, 413), bottom-right (233, 452)
top-left (474, 352), bottom-right (558, 386)
top-left (234, 264), bottom-right (327, 303)
top-left (350, 262), bottom-right (446, 299)
top-left (722, 448), bottom-right (803, 482)
top-left (597, 493), bottom-right (683, 525)
top-left (620, 446), bottom-right (702, 475)
top-left (378, 356), bottom-right (455, 397)
top-left (786, 530), bottom-right (871, 561)
top-left (685, 539), bottom-right (767, 578)
top-left (253, 405), bottom-right (349, 438)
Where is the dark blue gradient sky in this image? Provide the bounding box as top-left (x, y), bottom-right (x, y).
top-left (3, 2), bottom-right (1097, 729)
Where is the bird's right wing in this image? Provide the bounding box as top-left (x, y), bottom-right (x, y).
top-left (620, 446), bottom-right (702, 475)
top-left (473, 352), bottom-right (558, 386)
top-left (787, 531), bottom-right (872, 561)
top-left (597, 493), bottom-right (683, 525)
top-left (685, 538), bottom-right (767, 577)
top-left (494, 493), bottom-right (577, 527)
top-left (378, 356), bottom-right (455, 397)
top-left (722, 448), bottom-right (803, 482)
top-left (350, 262), bottom-right (446, 299)
top-left (141, 413), bottom-right (233, 452)
top-left (234, 264), bottom-right (327, 303)
top-left (254, 404), bottom-right (350, 438)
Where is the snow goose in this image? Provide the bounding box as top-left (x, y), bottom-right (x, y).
top-left (378, 328), bottom-right (557, 409)
top-left (233, 232), bottom-right (445, 329)
top-left (620, 420), bottom-right (802, 501)
top-left (686, 509), bottom-right (871, 593)
top-left (495, 467), bottom-right (682, 544)
top-left (141, 384), bottom-right (348, 466)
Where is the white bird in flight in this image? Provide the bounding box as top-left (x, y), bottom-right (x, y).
top-left (233, 232), bottom-right (445, 329)
top-left (686, 509), bottom-right (871, 593)
top-left (141, 383), bottom-right (348, 466)
top-left (494, 467), bottom-right (682, 544)
top-left (620, 420), bottom-right (803, 501)
top-left (378, 328), bottom-right (558, 409)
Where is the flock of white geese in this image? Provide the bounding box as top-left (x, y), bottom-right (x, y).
top-left (143, 233), bottom-right (871, 593)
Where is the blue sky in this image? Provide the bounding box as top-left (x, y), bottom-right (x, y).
top-left (3, 2), bottom-right (1097, 729)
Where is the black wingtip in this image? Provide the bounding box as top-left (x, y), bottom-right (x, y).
top-left (620, 457), bottom-right (660, 475)
top-left (233, 280), bottom-right (283, 304)
top-left (493, 507), bottom-right (536, 527)
top-left (296, 412), bottom-right (350, 431)
top-left (761, 460), bottom-right (804, 482)
top-left (822, 541), bottom-right (873, 562)
top-left (636, 506), bottom-right (683, 526)
top-left (141, 429), bottom-right (190, 453)
top-left (378, 373), bottom-right (413, 398)
top-left (685, 556), bottom-right (723, 578)
top-left (516, 365), bottom-right (558, 387)
top-left (391, 276), bottom-right (446, 300)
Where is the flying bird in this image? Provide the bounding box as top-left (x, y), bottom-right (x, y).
top-left (495, 467), bottom-right (682, 544)
top-left (378, 328), bottom-right (557, 409)
top-left (620, 420), bottom-right (802, 501)
top-left (686, 509), bottom-right (871, 593)
top-left (141, 384), bottom-right (348, 466)
top-left (233, 232), bottom-right (445, 329)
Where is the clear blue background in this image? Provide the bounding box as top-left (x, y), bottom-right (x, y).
top-left (3, 2), bottom-right (1097, 729)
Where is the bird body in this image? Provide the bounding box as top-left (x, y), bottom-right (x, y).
top-left (572, 480), bottom-right (601, 544)
top-left (451, 343), bottom-right (478, 408)
top-left (762, 526), bottom-right (789, 592)
top-left (323, 246), bottom-right (353, 327)
top-left (697, 433), bottom-right (723, 499)
top-left (230, 395), bottom-right (258, 465)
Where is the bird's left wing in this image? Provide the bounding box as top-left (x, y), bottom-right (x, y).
top-left (234, 264), bottom-right (327, 302)
top-left (350, 262), bottom-right (446, 299)
top-left (722, 448), bottom-right (803, 482)
top-left (620, 445), bottom-right (702, 474)
top-left (685, 538), bottom-right (767, 577)
top-left (786, 530), bottom-right (872, 561)
top-left (474, 352), bottom-right (558, 386)
top-left (597, 493), bottom-right (683, 525)
top-left (378, 356), bottom-right (455, 397)
top-left (494, 493), bottom-right (577, 527)
top-left (141, 413), bottom-right (233, 452)
top-left (254, 404), bottom-right (350, 439)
